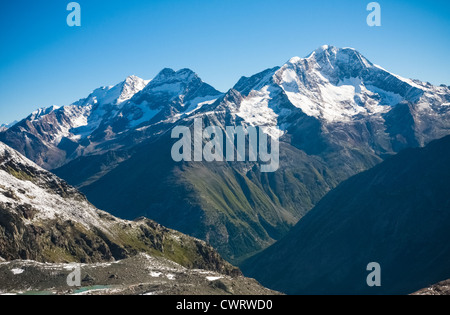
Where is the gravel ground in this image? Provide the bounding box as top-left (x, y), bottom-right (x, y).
top-left (0, 253), bottom-right (280, 295)
top-left (412, 279), bottom-right (450, 295)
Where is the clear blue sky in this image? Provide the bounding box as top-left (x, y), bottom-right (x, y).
top-left (0, 0), bottom-right (449, 124)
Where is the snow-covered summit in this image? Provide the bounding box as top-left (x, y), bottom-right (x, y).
top-left (140, 68), bottom-right (212, 98)
top-left (210, 45), bottom-right (450, 145)
top-left (117, 75), bottom-right (151, 104)
top-left (74, 75), bottom-right (149, 108)
top-left (118, 68), bottom-right (223, 129)
top-left (230, 45), bottom-right (444, 124)
top-left (28, 106), bottom-right (61, 121)
top-left (0, 120), bottom-right (18, 132)
top-left (0, 69), bottom-right (224, 169)
top-left (150, 68), bottom-right (197, 85)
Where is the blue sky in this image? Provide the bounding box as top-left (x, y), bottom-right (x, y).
top-left (0, 0), bottom-right (449, 124)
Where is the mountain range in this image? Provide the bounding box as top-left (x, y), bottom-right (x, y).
top-left (1, 45), bottom-right (450, 263)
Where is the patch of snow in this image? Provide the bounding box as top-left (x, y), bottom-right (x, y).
top-left (170, 234), bottom-right (182, 242)
top-left (365, 85), bottom-right (403, 106)
top-left (138, 253), bottom-right (185, 272)
top-left (149, 82), bottom-right (183, 95)
top-left (183, 95), bottom-right (220, 115)
top-left (127, 101), bottom-right (161, 128)
top-left (206, 276), bottom-right (223, 281)
top-left (166, 274), bottom-right (176, 280)
top-left (63, 263), bottom-right (82, 271)
top-left (0, 169), bottom-right (107, 229)
top-left (11, 268), bottom-right (24, 275)
top-left (150, 272), bottom-right (162, 278)
top-left (73, 288), bottom-right (110, 296)
top-left (236, 86), bottom-right (284, 139)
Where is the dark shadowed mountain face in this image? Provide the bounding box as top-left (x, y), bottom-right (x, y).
top-left (242, 135), bottom-right (450, 295)
top-left (2, 46), bottom-right (450, 263)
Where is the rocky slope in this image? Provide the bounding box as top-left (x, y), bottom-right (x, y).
top-left (413, 280), bottom-right (450, 295)
top-left (0, 253), bottom-right (278, 295)
top-left (2, 46), bottom-right (450, 263)
top-left (242, 135), bottom-right (450, 295)
top-left (0, 141), bottom-right (240, 278)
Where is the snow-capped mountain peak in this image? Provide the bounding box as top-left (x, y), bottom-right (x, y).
top-left (118, 75), bottom-right (151, 104)
top-left (151, 68), bottom-right (197, 83)
top-left (74, 75), bottom-right (149, 108)
top-left (289, 45), bottom-right (374, 81)
top-left (142, 68), bottom-right (201, 96)
top-left (29, 106), bottom-right (61, 121)
top-left (0, 120), bottom-right (19, 132)
top-left (269, 46), bottom-right (432, 122)
top-left (227, 46), bottom-right (448, 132)
top-left (121, 68), bottom-right (223, 128)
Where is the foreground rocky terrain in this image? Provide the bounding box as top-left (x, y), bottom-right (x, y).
top-left (413, 280), bottom-right (450, 296)
top-left (0, 253), bottom-right (278, 295)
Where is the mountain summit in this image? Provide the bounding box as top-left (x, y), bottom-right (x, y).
top-left (73, 75), bottom-right (150, 108)
top-left (234, 45), bottom-right (433, 126)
